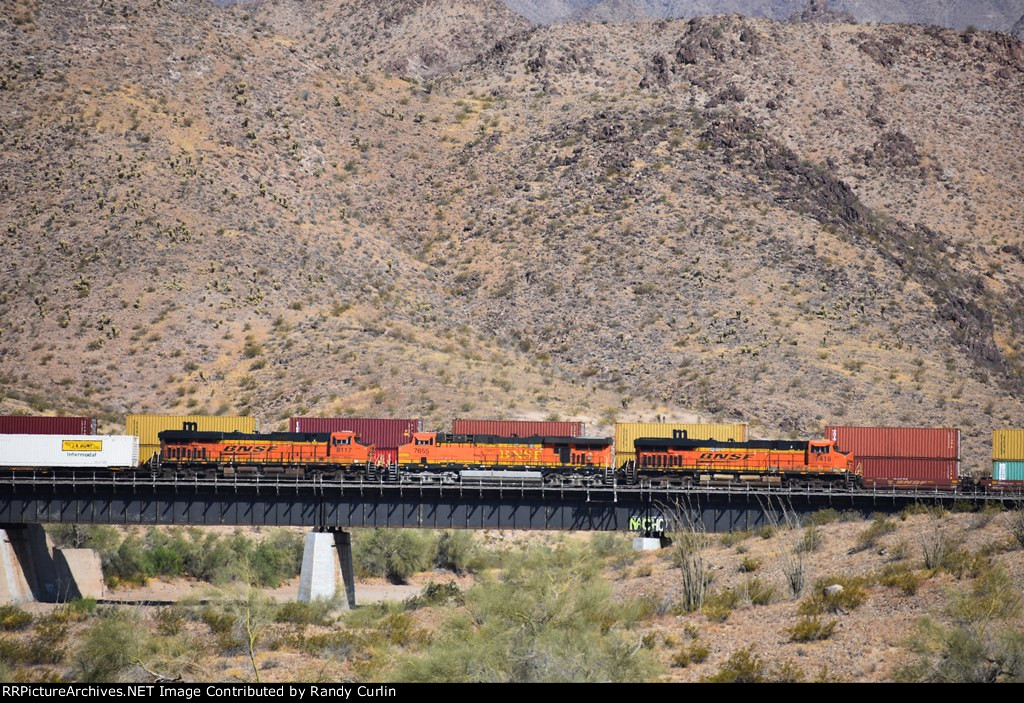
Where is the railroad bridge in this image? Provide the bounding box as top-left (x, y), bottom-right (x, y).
top-left (0, 473), bottom-right (1019, 605)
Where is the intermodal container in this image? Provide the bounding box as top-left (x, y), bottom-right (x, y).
top-left (288, 418), bottom-right (421, 450)
top-left (857, 457), bottom-right (960, 489)
top-left (451, 419), bottom-right (584, 438)
top-left (993, 430), bottom-right (1024, 461)
top-left (615, 422), bottom-right (748, 465)
top-left (0, 416), bottom-right (96, 435)
top-left (0, 435), bottom-right (139, 469)
top-left (825, 426), bottom-right (960, 460)
top-left (128, 415), bottom-right (257, 463)
top-left (993, 461), bottom-right (1024, 482)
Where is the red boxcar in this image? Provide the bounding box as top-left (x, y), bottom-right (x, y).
top-left (288, 418), bottom-right (420, 451)
top-left (0, 416), bottom-right (96, 435)
top-left (451, 419), bottom-right (584, 437)
top-left (824, 426), bottom-right (960, 460)
top-left (857, 458), bottom-right (960, 489)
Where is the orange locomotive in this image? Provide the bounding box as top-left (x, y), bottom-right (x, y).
top-left (397, 432), bottom-right (614, 476)
top-left (632, 433), bottom-right (858, 487)
top-left (157, 424), bottom-right (373, 476)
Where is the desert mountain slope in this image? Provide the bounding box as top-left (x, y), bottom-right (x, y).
top-left (502, 0), bottom-right (1024, 33)
top-left (1, 1), bottom-right (1022, 470)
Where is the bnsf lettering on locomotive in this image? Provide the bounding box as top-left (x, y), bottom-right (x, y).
top-left (223, 445), bottom-right (277, 453)
top-left (498, 449), bottom-right (542, 461)
top-left (698, 453), bottom-right (751, 461)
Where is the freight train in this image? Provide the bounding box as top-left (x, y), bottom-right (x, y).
top-left (0, 415), bottom-right (1022, 493)
top-left (0, 423), bottom-right (860, 488)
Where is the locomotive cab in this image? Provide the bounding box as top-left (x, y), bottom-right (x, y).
top-left (807, 440), bottom-right (854, 472)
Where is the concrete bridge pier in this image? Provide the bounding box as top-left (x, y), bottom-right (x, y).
top-left (0, 524), bottom-right (58, 603)
top-left (297, 528), bottom-right (356, 608)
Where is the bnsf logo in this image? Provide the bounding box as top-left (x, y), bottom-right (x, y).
top-left (699, 453), bottom-right (753, 461)
top-left (498, 449), bottom-right (543, 462)
top-left (222, 445), bottom-right (278, 453)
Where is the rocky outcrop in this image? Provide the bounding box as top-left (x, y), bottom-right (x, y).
top-left (790, 0), bottom-right (855, 24)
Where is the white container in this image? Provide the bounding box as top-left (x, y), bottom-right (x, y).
top-left (0, 435), bottom-right (139, 469)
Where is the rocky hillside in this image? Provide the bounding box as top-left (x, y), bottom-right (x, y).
top-left (504, 0), bottom-right (1024, 33)
top-left (1, 0), bottom-right (1023, 471)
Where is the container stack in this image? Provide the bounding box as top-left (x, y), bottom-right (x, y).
top-left (289, 418), bottom-right (421, 465)
top-left (0, 416), bottom-right (97, 435)
top-left (614, 422), bottom-right (748, 467)
top-left (992, 430), bottom-right (1024, 482)
top-left (824, 426), bottom-right (960, 488)
top-left (127, 414), bottom-right (257, 464)
top-left (451, 419), bottom-right (584, 438)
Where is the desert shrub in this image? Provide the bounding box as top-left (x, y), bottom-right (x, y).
top-left (404, 581), bottom-right (463, 611)
top-left (921, 529), bottom-right (953, 570)
top-left (901, 504), bottom-right (946, 520)
top-left (293, 630), bottom-right (362, 659)
top-left (671, 641), bottom-right (710, 668)
top-left (99, 527), bottom-right (303, 588)
top-left (393, 545), bottom-right (660, 682)
top-left (73, 609), bottom-right (147, 682)
top-left (674, 532), bottom-right (711, 613)
top-left (738, 556), bottom-right (760, 573)
top-left (854, 516), bottom-right (898, 552)
top-left (922, 532), bottom-right (989, 579)
top-left (1008, 510), bottom-right (1024, 549)
top-left (702, 647), bottom-right (804, 683)
top-left (590, 532), bottom-right (632, 559)
top-left (808, 508), bottom-right (840, 526)
top-left (757, 525), bottom-right (776, 540)
top-left (0, 618), bottom-right (68, 667)
top-left (969, 505), bottom-right (1002, 529)
top-left (787, 616), bottom-right (837, 642)
top-left (274, 599), bottom-right (337, 626)
top-left (0, 606), bottom-right (32, 632)
top-left (703, 589), bottom-right (740, 623)
top-left (948, 565), bottom-right (1021, 627)
top-left (799, 575), bottom-right (870, 615)
top-left (155, 606), bottom-right (187, 636)
top-left (797, 525), bottom-right (823, 553)
top-left (887, 540), bottom-right (910, 561)
top-left (781, 548), bottom-right (806, 597)
top-left (434, 531), bottom-right (483, 575)
top-left (738, 578), bottom-right (776, 607)
top-left (897, 565), bottom-right (1024, 682)
top-left (719, 530), bottom-right (752, 548)
top-left (355, 529), bottom-right (431, 584)
top-left (879, 563), bottom-right (922, 595)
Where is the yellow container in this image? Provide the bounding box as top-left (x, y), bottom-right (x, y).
top-left (127, 415), bottom-right (257, 463)
top-left (993, 429), bottom-right (1024, 461)
top-left (614, 422), bottom-right (747, 464)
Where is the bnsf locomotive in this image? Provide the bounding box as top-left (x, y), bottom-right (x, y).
top-left (156, 423), bottom-right (374, 477)
top-left (147, 425), bottom-right (860, 487)
top-left (632, 434), bottom-right (858, 488)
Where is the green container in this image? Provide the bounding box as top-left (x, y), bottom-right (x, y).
top-left (993, 461), bottom-right (1024, 481)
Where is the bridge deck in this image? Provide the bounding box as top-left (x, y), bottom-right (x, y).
top-left (0, 472), bottom-right (1019, 532)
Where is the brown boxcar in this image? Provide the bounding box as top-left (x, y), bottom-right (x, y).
top-left (857, 457), bottom-right (960, 489)
top-left (289, 418), bottom-right (421, 452)
top-left (451, 419), bottom-right (584, 437)
top-left (0, 416), bottom-right (96, 435)
top-left (824, 426), bottom-right (960, 460)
